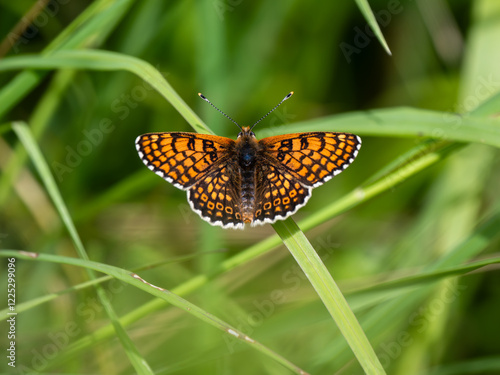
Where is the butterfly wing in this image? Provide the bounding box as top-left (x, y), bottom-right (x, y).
top-left (251, 132), bottom-right (361, 225)
top-left (259, 132), bottom-right (361, 188)
top-left (253, 162), bottom-right (311, 225)
top-left (187, 160), bottom-right (244, 229)
top-left (135, 132), bottom-right (234, 190)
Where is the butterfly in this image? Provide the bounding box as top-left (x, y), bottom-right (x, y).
top-left (135, 92), bottom-right (361, 229)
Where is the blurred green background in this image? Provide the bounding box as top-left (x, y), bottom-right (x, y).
top-left (1, 0), bottom-right (500, 374)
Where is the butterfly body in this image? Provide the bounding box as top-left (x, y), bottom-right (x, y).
top-left (136, 127), bottom-right (361, 229)
top-left (235, 127), bottom-right (259, 223)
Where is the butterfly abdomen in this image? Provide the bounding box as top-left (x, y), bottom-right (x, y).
top-left (239, 167), bottom-right (255, 223)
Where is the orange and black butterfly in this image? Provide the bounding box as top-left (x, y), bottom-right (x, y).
top-left (135, 92), bottom-right (361, 229)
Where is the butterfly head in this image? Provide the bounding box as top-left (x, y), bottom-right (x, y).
top-left (237, 126), bottom-right (256, 140)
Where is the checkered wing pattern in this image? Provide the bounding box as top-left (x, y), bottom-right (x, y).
top-left (259, 132), bottom-right (361, 188)
top-left (135, 132), bottom-right (234, 190)
top-left (136, 129), bottom-right (362, 229)
top-left (187, 161), bottom-right (244, 229)
top-left (253, 163), bottom-right (311, 225)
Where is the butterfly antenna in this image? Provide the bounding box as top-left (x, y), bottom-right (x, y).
top-left (250, 91), bottom-right (294, 130)
top-left (198, 93), bottom-right (242, 130)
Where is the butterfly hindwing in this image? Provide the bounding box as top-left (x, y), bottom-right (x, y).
top-left (135, 132), bottom-right (234, 189)
top-left (187, 161), bottom-right (244, 229)
top-left (253, 162), bottom-right (311, 225)
top-left (259, 132), bottom-right (361, 188)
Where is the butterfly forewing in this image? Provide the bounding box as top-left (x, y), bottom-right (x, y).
top-left (135, 132), bottom-right (234, 189)
top-left (259, 132), bottom-right (361, 188)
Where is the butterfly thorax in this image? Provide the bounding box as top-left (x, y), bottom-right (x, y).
top-left (235, 126), bottom-right (259, 223)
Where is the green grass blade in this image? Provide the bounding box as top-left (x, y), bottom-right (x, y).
top-left (343, 205), bottom-right (500, 370)
top-left (12, 122), bottom-right (155, 375)
top-left (351, 256), bottom-right (500, 298)
top-left (272, 218), bottom-right (385, 374)
top-left (0, 1), bottom-right (164, 206)
top-left (47, 0), bottom-right (135, 53)
top-left (427, 356), bottom-right (500, 375)
top-left (343, 205), bottom-right (500, 309)
top-left (0, 250), bottom-right (224, 319)
top-left (354, 0), bottom-right (392, 55)
top-left (0, 50), bottom-right (209, 133)
top-left (0, 70), bottom-right (77, 204)
top-left (0, 249), bottom-right (309, 375)
top-left (0, 0), bottom-right (136, 120)
top-left (469, 89), bottom-right (500, 117)
top-left (264, 107), bottom-right (500, 148)
top-left (12, 123), bottom-right (85, 254)
top-left (362, 139), bottom-right (451, 185)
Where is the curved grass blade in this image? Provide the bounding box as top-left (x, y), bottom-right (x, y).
top-left (273, 218), bottom-right (385, 374)
top-left (0, 0), bottom-right (137, 208)
top-left (0, 70), bottom-right (78, 205)
top-left (264, 107), bottom-right (500, 148)
top-left (12, 122), bottom-right (155, 375)
top-left (0, 249), bottom-right (309, 375)
top-left (354, 0), bottom-right (392, 55)
top-left (426, 356), bottom-right (500, 375)
top-left (0, 250), bottom-right (225, 320)
top-left (0, 0), bottom-right (136, 120)
top-left (350, 255), bottom-right (500, 298)
top-left (0, 50), bottom-right (209, 134)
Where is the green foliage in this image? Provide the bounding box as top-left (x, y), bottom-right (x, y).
top-left (1, 1), bottom-right (500, 374)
